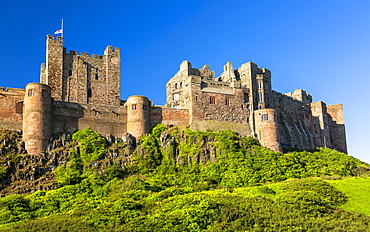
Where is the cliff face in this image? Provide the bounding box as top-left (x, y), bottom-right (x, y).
top-left (0, 130), bottom-right (136, 196)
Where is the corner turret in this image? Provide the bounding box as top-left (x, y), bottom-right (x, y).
top-left (23, 83), bottom-right (52, 155)
top-left (126, 95), bottom-right (151, 138)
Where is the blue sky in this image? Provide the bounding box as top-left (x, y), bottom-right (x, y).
top-left (1, 0), bottom-right (370, 163)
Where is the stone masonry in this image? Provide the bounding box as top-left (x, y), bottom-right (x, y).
top-left (0, 35), bottom-right (347, 155)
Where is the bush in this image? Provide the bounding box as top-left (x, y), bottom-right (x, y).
top-left (72, 128), bottom-right (107, 163)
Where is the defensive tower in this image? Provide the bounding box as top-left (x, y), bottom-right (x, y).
top-left (126, 95), bottom-right (151, 138)
top-left (254, 108), bottom-right (281, 152)
top-left (23, 83), bottom-right (52, 155)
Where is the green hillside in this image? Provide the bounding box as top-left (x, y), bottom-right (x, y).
top-left (0, 125), bottom-right (369, 231)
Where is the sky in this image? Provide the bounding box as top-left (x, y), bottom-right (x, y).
top-left (1, 0), bottom-right (370, 163)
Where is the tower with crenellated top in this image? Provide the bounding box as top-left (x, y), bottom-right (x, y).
top-left (40, 35), bottom-right (121, 106)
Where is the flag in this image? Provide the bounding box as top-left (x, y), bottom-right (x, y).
top-left (54, 29), bottom-right (62, 34)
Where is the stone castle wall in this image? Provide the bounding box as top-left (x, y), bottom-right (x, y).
top-left (0, 87), bottom-right (25, 131)
top-left (0, 36), bottom-right (347, 155)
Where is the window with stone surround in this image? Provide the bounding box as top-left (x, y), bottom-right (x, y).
top-left (210, 96), bottom-right (216, 104)
top-left (244, 93), bottom-right (249, 103)
top-left (28, 89), bottom-right (34, 97)
top-left (225, 98), bottom-right (230, 106)
top-left (258, 80), bottom-right (263, 89)
top-left (132, 104), bottom-right (137, 110)
top-left (69, 70), bottom-right (72, 76)
top-left (262, 114), bottom-right (268, 121)
top-left (16, 102), bottom-right (23, 114)
top-left (258, 93), bottom-right (263, 102)
top-left (42, 90), bottom-right (47, 98)
top-left (87, 88), bottom-right (92, 98)
top-left (142, 105), bottom-right (147, 110)
top-left (173, 94), bottom-right (179, 101)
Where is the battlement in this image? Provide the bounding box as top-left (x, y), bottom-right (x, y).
top-left (104, 46), bottom-right (120, 55)
top-left (0, 87), bottom-right (26, 94)
top-left (47, 34), bottom-right (63, 43)
top-left (65, 50), bottom-right (103, 59)
top-left (284, 89), bottom-right (312, 104)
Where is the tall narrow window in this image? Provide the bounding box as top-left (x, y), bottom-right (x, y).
top-left (42, 90), bottom-right (47, 98)
top-left (195, 95), bottom-right (198, 101)
top-left (258, 81), bottom-right (263, 89)
top-left (262, 114), bottom-right (268, 121)
top-left (87, 88), bottom-right (92, 98)
top-left (69, 70), bottom-right (72, 76)
top-left (244, 93), bottom-right (249, 103)
top-left (174, 83), bottom-right (178, 89)
top-left (258, 93), bottom-right (263, 102)
top-left (210, 96), bottom-right (216, 104)
top-left (28, 89), bottom-right (34, 97)
top-left (173, 94), bottom-right (180, 101)
top-left (95, 73), bottom-right (99, 80)
top-left (225, 98), bottom-right (230, 106)
top-left (132, 104), bottom-right (137, 110)
top-left (142, 105), bottom-right (147, 110)
top-left (16, 102), bottom-right (23, 114)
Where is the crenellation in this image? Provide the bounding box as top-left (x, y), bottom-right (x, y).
top-left (0, 35), bottom-right (347, 155)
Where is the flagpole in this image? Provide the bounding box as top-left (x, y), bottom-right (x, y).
top-left (61, 18), bottom-right (64, 40)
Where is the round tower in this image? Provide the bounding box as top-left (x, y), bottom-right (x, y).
top-left (23, 83), bottom-right (52, 155)
top-left (254, 108), bottom-right (282, 152)
top-left (126, 95), bottom-right (151, 138)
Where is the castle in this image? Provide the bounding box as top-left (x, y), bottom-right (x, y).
top-left (0, 35), bottom-right (347, 155)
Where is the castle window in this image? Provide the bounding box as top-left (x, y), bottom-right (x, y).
top-left (173, 94), bottom-right (180, 101)
top-left (69, 63), bottom-right (72, 68)
top-left (258, 81), bottom-right (263, 89)
top-left (262, 114), bottom-right (268, 121)
top-left (95, 73), bottom-right (99, 80)
top-left (42, 90), bottom-right (47, 98)
top-left (210, 96), bottom-right (216, 104)
top-left (195, 95), bottom-right (198, 101)
top-left (258, 93), bottom-right (263, 102)
top-left (132, 104), bottom-right (137, 110)
top-left (16, 102), bottom-right (23, 114)
top-left (87, 88), bottom-right (92, 98)
top-left (244, 93), bottom-right (249, 103)
top-left (180, 82), bottom-right (182, 88)
top-left (174, 83), bottom-right (178, 89)
top-left (225, 98), bottom-right (230, 106)
top-left (142, 105), bottom-right (147, 110)
top-left (28, 89), bottom-right (34, 97)
top-left (69, 70), bottom-right (72, 76)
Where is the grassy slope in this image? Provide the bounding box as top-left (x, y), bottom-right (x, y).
top-left (328, 177), bottom-right (370, 216)
top-left (233, 177), bottom-right (370, 216)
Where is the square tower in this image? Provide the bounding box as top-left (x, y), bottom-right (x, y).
top-left (40, 35), bottom-right (121, 106)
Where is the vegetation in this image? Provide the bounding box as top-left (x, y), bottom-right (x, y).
top-left (0, 124), bottom-right (369, 231)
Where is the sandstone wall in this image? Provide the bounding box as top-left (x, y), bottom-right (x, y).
top-left (52, 101), bottom-right (127, 138)
top-left (327, 104), bottom-right (347, 153)
top-left (272, 91), bottom-right (315, 150)
top-left (0, 87), bottom-right (24, 131)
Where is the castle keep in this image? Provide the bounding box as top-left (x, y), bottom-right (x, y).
top-left (0, 35), bottom-right (347, 155)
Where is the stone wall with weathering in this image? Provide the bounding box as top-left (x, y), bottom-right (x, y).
top-left (326, 104), bottom-right (347, 153)
top-left (52, 101), bottom-right (127, 138)
top-left (40, 35), bottom-right (121, 106)
top-left (0, 35), bottom-right (347, 155)
top-left (272, 90), bottom-right (315, 150)
top-left (0, 87), bottom-right (25, 131)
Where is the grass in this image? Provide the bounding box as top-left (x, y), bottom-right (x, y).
top-left (328, 177), bottom-right (370, 216)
